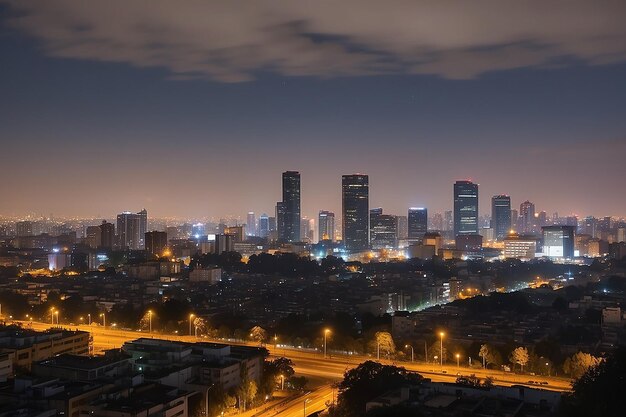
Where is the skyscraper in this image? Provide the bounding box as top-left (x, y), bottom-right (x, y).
top-left (117, 211), bottom-right (142, 250)
top-left (318, 210), bottom-right (335, 242)
top-left (408, 207), bottom-right (428, 241)
top-left (137, 209), bottom-right (148, 249)
top-left (278, 171), bottom-right (300, 242)
top-left (396, 215), bottom-right (408, 240)
top-left (370, 208), bottom-right (397, 249)
top-left (258, 213), bottom-right (269, 238)
top-left (542, 225), bottom-right (575, 259)
top-left (246, 212), bottom-right (256, 237)
top-left (145, 231), bottom-right (168, 256)
top-left (520, 201), bottom-right (536, 234)
top-left (491, 195), bottom-right (512, 240)
top-left (99, 221), bottom-right (115, 249)
top-left (342, 174), bottom-right (369, 251)
top-left (453, 180), bottom-right (479, 238)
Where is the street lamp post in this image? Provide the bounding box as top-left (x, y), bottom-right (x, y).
top-left (50, 308), bottom-right (55, 325)
top-left (405, 344), bottom-right (414, 362)
top-left (280, 374), bottom-right (285, 390)
top-left (55, 310), bottom-right (59, 325)
top-left (88, 313), bottom-right (91, 325)
top-left (377, 342), bottom-right (380, 360)
top-left (303, 398), bottom-right (310, 417)
top-left (100, 313), bottom-right (106, 328)
top-left (323, 329), bottom-right (331, 359)
top-left (148, 310), bottom-right (153, 333)
top-left (439, 331), bottom-right (445, 369)
top-left (456, 353), bottom-right (460, 369)
top-left (189, 313), bottom-right (195, 336)
top-left (545, 362), bottom-right (550, 376)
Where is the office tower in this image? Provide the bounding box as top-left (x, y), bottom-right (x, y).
top-left (214, 234), bottom-right (234, 254)
top-left (85, 225), bottom-right (101, 249)
top-left (258, 213), bottom-right (270, 238)
top-left (224, 225), bottom-right (245, 242)
top-left (318, 210), bottom-right (335, 242)
top-left (117, 212), bottom-right (142, 250)
top-left (300, 218), bottom-right (314, 242)
top-left (16, 221), bottom-right (33, 237)
top-left (99, 221), bottom-right (115, 249)
top-left (511, 209), bottom-right (519, 232)
top-left (453, 180), bottom-right (479, 238)
top-left (542, 225), bottom-right (575, 259)
top-left (145, 231), bottom-right (168, 256)
top-left (370, 208), bottom-right (397, 249)
top-left (276, 202), bottom-right (286, 240)
top-left (408, 207), bottom-right (428, 241)
top-left (277, 171), bottom-right (301, 242)
top-left (491, 195), bottom-right (512, 240)
top-left (581, 216), bottom-right (597, 237)
top-left (342, 174), bottom-right (369, 251)
top-left (396, 215), bottom-right (408, 240)
top-left (247, 212), bottom-right (256, 237)
top-left (444, 211), bottom-right (453, 232)
top-left (431, 213), bottom-right (443, 232)
top-left (520, 201), bottom-right (535, 234)
top-left (504, 233), bottom-right (538, 259)
top-left (137, 209), bottom-right (148, 249)
top-left (537, 211), bottom-right (547, 228)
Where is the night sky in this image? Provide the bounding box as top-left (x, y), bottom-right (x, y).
top-left (1, 1), bottom-right (625, 220)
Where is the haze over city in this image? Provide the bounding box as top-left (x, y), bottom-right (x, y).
top-left (1, 1), bottom-right (626, 219)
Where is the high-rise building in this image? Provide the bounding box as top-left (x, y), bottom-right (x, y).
top-left (85, 226), bottom-right (102, 249)
top-left (443, 211), bottom-right (453, 232)
top-left (342, 174), bottom-right (369, 251)
top-left (408, 207), bottom-right (428, 242)
top-left (99, 221), bottom-right (115, 249)
top-left (278, 171), bottom-right (300, 242)
top-left (224, 226), bottom-right (245, 243)
top-left (117, 212), bottom-right (142, 250)
top-left (137, 209), bottom-right (148, 249)
top-left (276, 202), bottom-right (286, 240)
top-left (396, 215), bottom-right (408, 240)
top-left (246, 212), bottom-right (256, 237)
top-left (542, 225), bottom-right (575, 259)
top-left (370, 208), bottom-right (397, 249)
top-left (491, 195), bottom-right (512, 240)
top-left (258, 213), bottom-right (270, 238)
top-left (300, 218), bottom-right (314, 242)
top-left (431, 213), bottom-right (443, 232)
top-left (145, 231), bottom-right (168, 256)
top-left (318, 211), bottom-right (335, 242)
top-left (520, 201), bottom-right (536, 234)
top-left (453, 180), bottom-right (479, 238)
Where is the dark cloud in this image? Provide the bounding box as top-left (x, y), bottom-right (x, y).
top-left (4, 0), bottom-right (626, 82)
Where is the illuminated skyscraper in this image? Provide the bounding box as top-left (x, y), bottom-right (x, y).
top-left (137, 209), bottom-right (148, 249)
top-left (258, 213), bottom-right (269, 238)
top-left (145, 231), bottom-right (168, 256)
top-left (342, 174), bottom-right (369, 251)
top-left (370, 208), bottom-right (397, 249)
top-left (117, 211), bottom-right (142, 250)
top-left (491, 195), bottom-right (512, 240)
top-left (246, 212), bottom-right (256, 237)
top-left (453, 180), bottom-right (479, 238)
top-left (318, 210), bottom-right (335, 242)
top-left (408, 207), bottom-right (428, 241)
top-left (396, 215), bottom-right (408, 240)
top-left (520, 201), bottom-right (536, 234)
top-left (542, 225), bottom-right (575, 259)
top-left (278, 171), bottom-right (300, 242)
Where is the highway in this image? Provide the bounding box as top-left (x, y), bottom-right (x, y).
top-left (16, 320), bottom-right (572, 396)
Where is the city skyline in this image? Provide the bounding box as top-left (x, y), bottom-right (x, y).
top-left (1, 2), bottom-right (625, 218)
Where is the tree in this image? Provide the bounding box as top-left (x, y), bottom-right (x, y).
top-left (331, 361), bottom-right (422, 417)
top-left (510, 347), bottom-right (529, 372)
top-left (193, 317), bottom-right (208, 336)
top-left (479, 344), bottom-right (489, 368)
top-left (563, 352), bottom-right (601, 379)
top-left (373, 332), bottom-right (395, 358)
top-left (560, 347), bottom-right (625, 417)
top-left (249, 326), bottom-right (267, 344)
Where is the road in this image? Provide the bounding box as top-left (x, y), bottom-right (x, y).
top-left (17, 320), bottom-right (572, 395)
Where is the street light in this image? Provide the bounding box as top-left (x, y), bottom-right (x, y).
top-left (323, 329), bottom-right (331, 359)
top-left (54, 310), bottom-right (59, 325)
top-left (439, 331), bottom-right (445, 368)
top-left (405, 344), bottom-right (414, 362)
top-left (303, 398), bottom-right (310, 417)
top-left (189, 313), bottom-right (195, 336)
top-left (88, 313), bottom-right (91, 325)
top-left (279, 374), bottom-right (285, 390)
top-left (50, 307), bottom-right (55, 325)
top-left (100, 312), bottom-right (106, 328)
top-left (456, 353), bottom-right (460, 369)
top-left (148, 310), bottom-right (153, 333)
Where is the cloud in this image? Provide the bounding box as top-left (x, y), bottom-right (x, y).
top-left (4, 0), bottom-right (626, 82)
